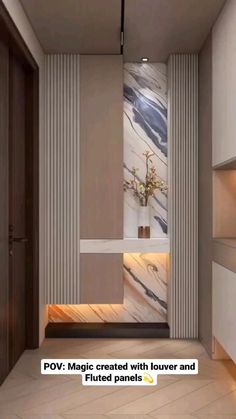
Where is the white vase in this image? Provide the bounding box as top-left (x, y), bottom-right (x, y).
top-left (138, 205), bottom-right (150, 238)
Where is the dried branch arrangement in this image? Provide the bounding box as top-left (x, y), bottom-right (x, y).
top-left (124, 151), bottom-right (167, 206)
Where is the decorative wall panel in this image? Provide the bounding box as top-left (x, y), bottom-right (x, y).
top-left (47, 62), bottom-right (168, 322)
top-left (45, 55), bottom-right (80, 304)
top-left (168, 54), bottom-right (198, 338)
top-left (80, 254), bottom-right (124, 304)
top-left (48, 253), bottom-right (168, 322)
top-left (124, 63), bottom-right (168, 238)
top-left (80, 55), bottom-right (123, 239)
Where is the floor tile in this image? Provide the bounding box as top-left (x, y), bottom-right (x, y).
top-left (195, 415), bottom-right (236, 419)
top-left (151, 380), bottom-right (236, 415)
top-left (195, 390), bottom-right (236, 415)
top-left (109, 379), bottom-right (212, 415)
top-left (149, 415), bottom-right (196, 419)
top-left (65, 383), bottom-right (169, 415)
top-left (0, 338), bottom-right (235, 417)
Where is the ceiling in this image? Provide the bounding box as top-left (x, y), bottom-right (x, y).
top-left (124, 0), bottom-right (226, 61)
top-left (20, 0), bottom-right (121, 54)
top-left (20, 0), bottom-right (226, 61)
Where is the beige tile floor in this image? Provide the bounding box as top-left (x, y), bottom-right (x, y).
top-left (0, 338), bottom-right (236, 419)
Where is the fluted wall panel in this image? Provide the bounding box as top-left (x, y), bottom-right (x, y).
top-left (45, 55), bottom-right (80, 304)
top-left (168, 54), bottom-right (198, 338)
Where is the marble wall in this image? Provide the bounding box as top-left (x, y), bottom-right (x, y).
top-left (48, 63), bottom-right (168, 323)
top-left (124, 63), bottom-right (168, 237)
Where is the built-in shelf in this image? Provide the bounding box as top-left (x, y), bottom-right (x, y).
top-left (213, 238), bottom-right (236, 248)
top-left (213, 157), bottom-right (236, 170)
top-left (213, 238), bottom-right (236, 273)
top-left (80, 238), bottom-right (169, 253)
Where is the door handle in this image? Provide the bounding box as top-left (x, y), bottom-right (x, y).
top-left (12, 237), bottom-right (28, 243)
top-left (9, 236), bottom-right (28, 244)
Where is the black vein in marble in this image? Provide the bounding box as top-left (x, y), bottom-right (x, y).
top-left (123, 264), bottom-right (167, 311)
top-left (154, 216), bottom-right (168, 234)
top-left (147, 264), bottom-right (167, 287)
top-left (126, 69), bottom-right (165, 97)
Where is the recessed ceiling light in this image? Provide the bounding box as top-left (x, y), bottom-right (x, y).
top-left (141, 57), bottom-right (149, 62)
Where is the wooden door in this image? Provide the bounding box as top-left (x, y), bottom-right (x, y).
top-left (0, 39), bottom-right (9, 385)
top-left (0, 15), bottom-right (39, 382)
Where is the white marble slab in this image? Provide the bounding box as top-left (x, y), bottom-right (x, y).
top-left (124, 63), bottom-right (168, 238)
top-left (80, 238), bottom-right (169, 253)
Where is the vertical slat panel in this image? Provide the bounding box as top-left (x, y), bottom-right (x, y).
top-left (45, 55), bottom-right (79, 304)
top-left (168, 54), bottom-right (198, 338)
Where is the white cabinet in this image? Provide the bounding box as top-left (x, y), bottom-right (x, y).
top-left (212, 262), bottom-right (236, 362)
top-left (212, 0), bottom-right (236, 166)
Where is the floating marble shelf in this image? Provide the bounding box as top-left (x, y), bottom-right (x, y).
top-left (213, 238), bottom-right (236, 274)
top-left (213, 238), bottom-right (236, 248)
top-left (80, 238), bottom-right (169, 254)
top-left (213, 157), bottom-right (236, 170)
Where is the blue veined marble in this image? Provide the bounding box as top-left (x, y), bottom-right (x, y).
top-left (154, 216), bottom-right (168, 235)
top-left (124, 85), bottom-right (167, 156)
top-left (124, 63), bottom-right (168, 238)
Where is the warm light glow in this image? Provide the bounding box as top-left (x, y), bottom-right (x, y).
top-left (48, 253), bottom-right (169, 324)
top-left (141, 57), bottom-right (149, 63)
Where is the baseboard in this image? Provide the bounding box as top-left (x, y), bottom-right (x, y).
top-left (45, 322), bottom-right (170, 338)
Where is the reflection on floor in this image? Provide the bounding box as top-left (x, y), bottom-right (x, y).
top-left (0, 338), bottom-right (236, 418)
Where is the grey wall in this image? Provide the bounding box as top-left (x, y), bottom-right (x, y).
top-left (198, 34), bottom-right (212, 355)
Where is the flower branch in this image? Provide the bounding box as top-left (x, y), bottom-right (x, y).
top-left (124, 151), bottom-right (167, 206)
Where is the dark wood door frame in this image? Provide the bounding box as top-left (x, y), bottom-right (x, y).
top-left (0, 1), bottom-right (38, 70)
top-left (0, 0), bottom-right (39, 383)
top-left (0, 36), bottom-right (10, 386)
top-left (24, 66), bottom-right (39, 350)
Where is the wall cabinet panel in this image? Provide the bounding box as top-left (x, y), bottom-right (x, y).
top-left (80, 55), bottom-right (123, 239)
top-left (80, 254), bottom-right (123, 304)
top-left (213, 262), bottom-right (236, 362)
top-left (199, 34), bottom-right (213, 355)
top-left (212, 0), bottom-right (236, 166)
top-left (79, 55), bottom-right (124, 304)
